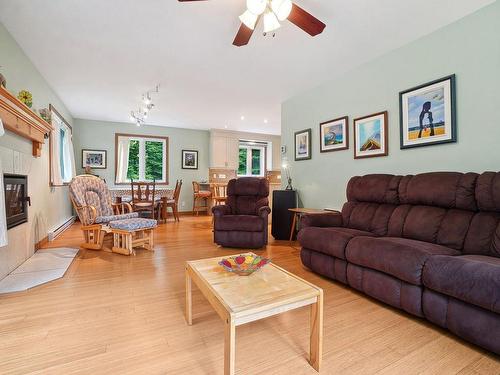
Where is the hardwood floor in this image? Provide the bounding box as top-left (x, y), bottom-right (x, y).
top-left (0, 216), bottom-right (498, 374)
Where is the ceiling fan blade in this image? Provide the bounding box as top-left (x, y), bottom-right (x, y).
top-left (288, 3), bottom-right (326, 36)
top-left (232, 23), bottom-right (255, 47)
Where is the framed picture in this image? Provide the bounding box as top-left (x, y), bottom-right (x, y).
top-left (319, 116), bottom-right (348, 153)
top-left (399, 75), bottom-right (456, 149)
top-left (82, 149), bottom-right (107, 169)
top-left (353, 111), bottom-right (388, 159)
top-left (294, 128), bottom-right (312, 161)
top-left (182, 149), bottom-right (198, 169)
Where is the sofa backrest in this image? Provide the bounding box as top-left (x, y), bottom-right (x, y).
top-left (387, 172), bottom-right (478, 251)
top-left (342, 171), bottom-right (500, 257)
top-left (463, 172), bottom-right (500, 257)
top-left (342, 174), bottom-right (401, 236)
top-left (226, 177), bottom-right (269, 215)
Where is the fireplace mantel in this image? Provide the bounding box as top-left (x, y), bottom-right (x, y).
top-left (0, 86), bottom-right (53, 157)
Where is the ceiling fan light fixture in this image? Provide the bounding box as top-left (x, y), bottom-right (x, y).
top-left (271, 0), bottom-right (292, 21)
top-left (246, 0), bottom-right (267, 15)
top-left (239, 10), bottom-right (258, 30)
top-left (263, 10), bottom-right (281, 33)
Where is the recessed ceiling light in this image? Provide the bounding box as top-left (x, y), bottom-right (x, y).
top-left (264, 119), bottom-right (268, 123)
top-left (240, 116), bottom-right (245, 120)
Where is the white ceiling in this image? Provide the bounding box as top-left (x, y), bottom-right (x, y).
top-left (0, 0), bottom-right (494, 135)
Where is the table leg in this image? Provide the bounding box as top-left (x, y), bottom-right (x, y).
top-left (185, 268), bottom-right (192, 325)
top-left (310, 291), bottom-right (323, 372)
top-left (289, 212), bottom-right (297, 245)
top-left (224, 318), bottom-right (236, 375)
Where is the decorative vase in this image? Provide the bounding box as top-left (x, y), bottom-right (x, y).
top-left (18, 90), bottom-right (33, 108)
top-left (38, 108), bottom-right (51, 123)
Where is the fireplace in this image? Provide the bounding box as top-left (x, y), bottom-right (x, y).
top-left (4, 174), bottom-right (30, 230)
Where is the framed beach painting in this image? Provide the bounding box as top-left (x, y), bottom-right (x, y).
top-left (181, 150), bottom-right (198, 169)
top-left (82, 149), bottom-right (107, 169)
top-left (319, 116), bottom-right (348, 153)
top-left (353, 111), bottom-right (388, 159)
top-left (399, 75), bottom-right (456, 149)
top-left (294, 128), bottom-right (312, 161)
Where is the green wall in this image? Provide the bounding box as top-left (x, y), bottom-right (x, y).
top-left (281, 1), bottom-right (500, 210)
top-left (73, 119), bottom-right (210, 212)
top-left (0, 23), bottom-right (74, 279)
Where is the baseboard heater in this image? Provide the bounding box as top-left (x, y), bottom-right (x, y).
top-left (48, 216), bottom-right (76, 241)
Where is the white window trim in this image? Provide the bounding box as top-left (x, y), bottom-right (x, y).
top-left (115, 134), bottom-right (169, 184)
top-left (237, 142), bottom-right (266, 177)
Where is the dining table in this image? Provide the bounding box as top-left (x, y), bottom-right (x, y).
top-left (110, 188), bottom-right (173, 222)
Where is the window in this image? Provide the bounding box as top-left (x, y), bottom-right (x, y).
top-left (50, 105), bottom-right (75, 186)
top-left (115, 134), bottom-right (168, 184)
top-left (238, 141), bottom-right (266, 177)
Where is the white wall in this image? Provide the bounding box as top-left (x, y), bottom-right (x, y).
top-left (0, 23), bottom-right (74, 279)
top-left (281, 2), bottom-right (500, 210)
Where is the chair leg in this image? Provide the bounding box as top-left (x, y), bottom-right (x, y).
top-left (173, 204), bottom-right (178, 221)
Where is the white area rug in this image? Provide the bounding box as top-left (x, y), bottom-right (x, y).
top-left (0, 248), bottom-right (78, 294)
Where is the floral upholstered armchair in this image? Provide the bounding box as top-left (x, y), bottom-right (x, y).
top-left (69, 174), bottom-right (138, 249)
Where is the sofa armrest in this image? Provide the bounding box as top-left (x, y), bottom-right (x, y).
top-left (212, 205), bottom-right (232, 217)
top-left (258, 206), bottom-right (271, 218)
top-left (300, 212), bottom-right (342, 229)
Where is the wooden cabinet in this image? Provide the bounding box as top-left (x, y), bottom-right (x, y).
top-left (210, 134), bottom-right (239, 169)
top-left (271, 190), bottom-right (297, 240)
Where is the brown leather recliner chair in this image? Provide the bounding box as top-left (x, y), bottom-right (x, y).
top-left (212, 177), bottom-right (271, 249)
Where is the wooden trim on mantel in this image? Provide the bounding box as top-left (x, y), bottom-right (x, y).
top-left (0, 86), bottom-right (53, 157)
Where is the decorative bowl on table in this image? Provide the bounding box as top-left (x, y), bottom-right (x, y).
top-left (219, 254), bottom-right (270, 276)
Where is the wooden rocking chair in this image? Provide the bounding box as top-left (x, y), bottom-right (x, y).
top-left (69, 174), bottom-right (138, 250)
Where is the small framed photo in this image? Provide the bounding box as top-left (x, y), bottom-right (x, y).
top-left (353, 111), bottom-right (388, 159)
top-left (182, 150), bottom-right (198, 169)
top-left (294, 128), bottom-right (312, 161)
top-left (399, 75), bottom-right (456, 149)
top-left (320, 116), bottom-right (348, 153)
top-left (82, 149), bottom-right (107, 169)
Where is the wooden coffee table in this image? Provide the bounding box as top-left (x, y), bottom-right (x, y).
top-left (185, 254), bottom-right (323, 374)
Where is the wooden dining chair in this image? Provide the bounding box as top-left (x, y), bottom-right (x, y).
top-left (166, 179), bottom-right (182, 221)
top-left (212, 184), bottom-right (227, 206)
top-left (131, 180), bottom-right (160, 219)
top-left (192, 181), bottom-right (211, 216)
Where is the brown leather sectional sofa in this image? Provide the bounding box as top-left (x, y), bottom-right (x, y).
top-left (298, 172), bottom-right (500, 354)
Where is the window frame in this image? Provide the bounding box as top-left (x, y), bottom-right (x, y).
top-left (114, 133), bottom-right (169, 185)
top-left (49, 104), bottom-right (74, 187)
top-left (237, 142), bottom-right (267, 177)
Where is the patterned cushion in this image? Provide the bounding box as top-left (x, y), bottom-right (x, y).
top-left (95, 212), bottom-right (139, 224)
top-left (109, 218), bottom-right (157, 231)
top-left (69, 175), bottom-right (114, 218)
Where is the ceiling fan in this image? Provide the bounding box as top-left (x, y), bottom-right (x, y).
top-left (178, 0), bottom-right (326, 47)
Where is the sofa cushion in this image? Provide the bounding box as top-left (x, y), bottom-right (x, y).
top-left (423, 255), bottom-right (500, 314)
top-left (463, 212), bottom-right (500, 257)
top-left (347, 174), bottom-right (401, 205)
top-left (475, 172), bottom-right (500, 212)
top-left (399, 172), bottom-right (478, 211)
top-left (214, 215), bottom-right (264, 232)
top-left (346, 237), bottom-right (459, 285)
top-left (298, 227), bottom-right (374, 259)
